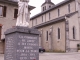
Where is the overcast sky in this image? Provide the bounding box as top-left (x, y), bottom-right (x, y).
top-left (29, 0), bottom-right (64, 17)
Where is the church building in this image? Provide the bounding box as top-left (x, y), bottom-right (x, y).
top-left (30, 0), bottom-right (80, 52)
top-left (0, 0), bottom-right (80, 53)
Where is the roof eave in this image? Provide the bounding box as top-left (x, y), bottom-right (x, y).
top-left (0, 0), bottom-right (35, 10)
top-left (29, 5), bottom-right (35, 11)
top-left (32, 16), bottom-right (65, 29)
top-left (30, 0), bottom-right (75, 20)
top-left (32, 11), bottom-right (78, 29)
top-left (41, 2), bottom-right (55, 6)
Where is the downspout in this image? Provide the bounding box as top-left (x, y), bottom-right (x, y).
top-left (40, 29), bottom-right (44, 47)
top-left (65, 16), bottom-right (70, 52)
top-left (49, 26), bottom-right (53, 51)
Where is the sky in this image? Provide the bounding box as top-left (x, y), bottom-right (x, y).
top-left (29, 0), bottom-right (64, 17)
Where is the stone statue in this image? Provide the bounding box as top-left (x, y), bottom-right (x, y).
top-left (16, 0), bottom-right (29, 27)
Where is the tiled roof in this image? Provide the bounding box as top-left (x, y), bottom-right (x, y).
top-left (30, 0), bottom-right (75, 20)
top-left (32, 11), bottom-right (78, 29)
top-left (41, 1), bottom-right (55, 6)
top-left (0, 0), bottom-right (35, 10)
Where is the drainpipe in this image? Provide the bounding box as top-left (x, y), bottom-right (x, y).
top-left (49, 26), bottom-right (53, 51)
top-left (65, 16), bottom-right (70, 52)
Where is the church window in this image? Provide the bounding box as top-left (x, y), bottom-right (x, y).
top-left (49, 12), bottom-right (50, 20)
top-left (36, 19), bottom-right (37, 25)
top-left (32, 20), bottom-right (33, 27)
top-left (73, 26), bottom-right (75, 39)
top-left (49, 6), bottom-right (51, 8)
top-left (68, 4), bottom-right (70, 13)
top-left (46, 31), bottom-right (48, 41)
top-left (43, 7), bottom-right (44, 11)
top-left (0, 25), bottom-right (2, 40)
top-left (42, 16), bottom-right (43, 22)
top-left (45, 6), bottom-right (46, 10)
top-left (58, 9), bottom-right (60, 17)
top-left (58, 28), bottom-right (60, 39)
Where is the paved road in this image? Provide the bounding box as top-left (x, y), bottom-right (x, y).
top-left (0, 54), bottom-right (4, 60)
top-left (0, 52), bottom-right (80, 60)
top-left (39, 52), bottom-right (80, 60)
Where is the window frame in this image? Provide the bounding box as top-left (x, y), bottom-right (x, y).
top-left (14, 9), bottom-right (18, 18)
top-left (0, 5), bottom-right (7, 17)
top-left (49, 5), bottom-right (51, 8)
top-left (43, 7), bottom-right (44, 11)
top-left (0, 25), bottom-right (2, 40)
top-left (42, 16), bottom-right (43, 22)
top-left (36, 19), bottom-right (37, 25)
top-left (49, 12), bottom-right (50, 20)
top-left (0, 5), bottom-right (3, 16)
top-left (45, 6), bottom-right (46, 10)
top-left (32, 20), bottom-right (33, 27)
top-left (73, 26), bottom-right (76, 39)
top-left (58, 28), bottom-right (60, 39)
top-left (68, 4), bottom-right (70, 13)
top-left (58, 9), bottom-right (60, 17)
top-left (46, 31), bottom-right (48, 41)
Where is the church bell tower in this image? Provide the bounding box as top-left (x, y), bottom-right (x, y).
top-left (46, 0), bottom-right (51, 2)
top-left (41, 0), bottom-right (55, 12)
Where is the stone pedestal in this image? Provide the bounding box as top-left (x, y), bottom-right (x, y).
top-left (4, 26), bottom-right (39, 60)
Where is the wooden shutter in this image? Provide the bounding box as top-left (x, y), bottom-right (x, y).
top-left (14, 9), bottom-right (18, 18)
top-left (3, 6), bottom-right (7, 17)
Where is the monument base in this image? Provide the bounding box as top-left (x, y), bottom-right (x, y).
top-left (4, 26), bottom-right (39, 60)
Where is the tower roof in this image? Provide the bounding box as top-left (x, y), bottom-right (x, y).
top-left (41, 0), bottom-right (55, 6)
top-left (45, 0), bottom-right (51, 2)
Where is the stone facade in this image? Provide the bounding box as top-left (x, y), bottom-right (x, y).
top-left (0, 0), bottom-right (80, 53)
top-left (0, 1), bottom-right (17, 54)
top-left (0, 0), bottom-right (34, 54)
top-left (30, 0), bottom-right (80, 52)
top-left (38, 21), bottom-right (66, 52)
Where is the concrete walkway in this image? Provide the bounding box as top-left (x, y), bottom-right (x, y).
top-left (39, 52), bottom-right (80, 60)
top-left (0, 54), bottom-right (4, 60)
top-left (0, 52), bottom-right (80, 60)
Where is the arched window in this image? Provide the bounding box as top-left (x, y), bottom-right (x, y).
top-left (68, 4), bottom-right (70, 13)
top-left (0, 24), bottom-right (2, 40)
top-left (49, 6), bottom-right (51, 8)
top-left (43, 7), bottom-right (44, 11)
top-left (58, 28), bottom-right (60, 39)
top-left (46, 31), bottom-right (48, 41)
top-left (73, 26), bottom-right (75, 39)
top-left (49, 12), bottom-right (50, 20)
top-left (45, 6), bottom-right (46, 10)
top-left (58, 9), bottom-right (60, 17)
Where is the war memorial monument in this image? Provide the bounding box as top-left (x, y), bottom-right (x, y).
top-left (4, 0), bottom-right (39, 60)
